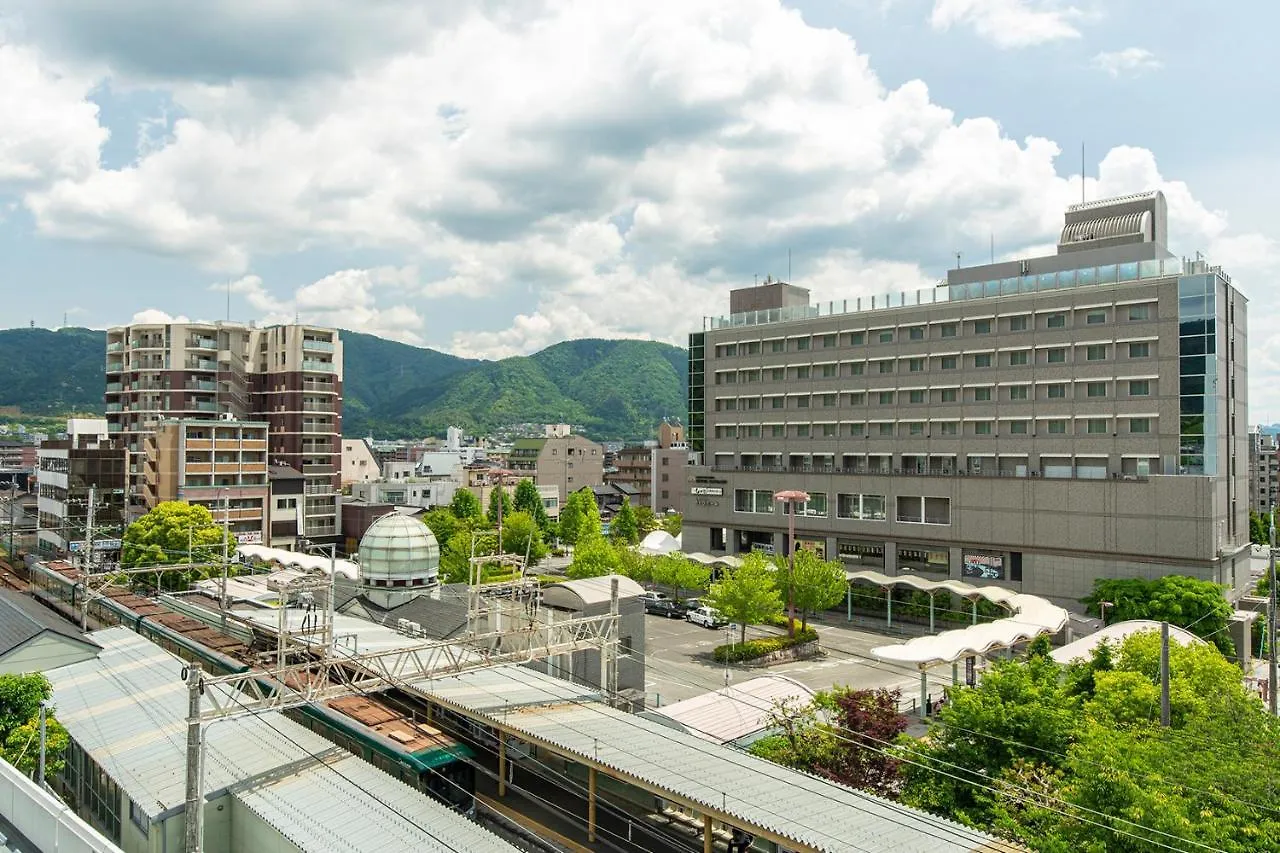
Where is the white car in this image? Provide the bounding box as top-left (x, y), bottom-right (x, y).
top-left (686, 605), bottom-right (728, 629)
top-left (640, 590), bottom-right (669, 604)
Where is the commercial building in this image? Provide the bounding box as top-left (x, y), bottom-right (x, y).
top-left (607, 421), bottom-right (692, 514)
top-left (104, 321), bottom-right (342, 542)
top-left (1249, 430), bottom-right (1279, 517)
top-left (341, 437), bottom-right (381, 485)
top-left (142, 418), bottom-right (270, 544)
top-left (684, 191), bottom-right (1251, 601)
top-left (509, 433), bottom-right (605, 504)
top-left (35, 419), bottom-right (128, 557)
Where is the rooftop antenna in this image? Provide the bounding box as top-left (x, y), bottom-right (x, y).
top-left (754, 274), bottom-right (758, 286)
top-left (954, 252), bottom-right (962, 270)
top-left (787, 248), bottom-right (792, 283)
top-left (1081, 142), bottom-right (1086, 205)
top-left (990, 233), bottom-right (995, 265)
top-left (226, 278), bottom-right (231, 322)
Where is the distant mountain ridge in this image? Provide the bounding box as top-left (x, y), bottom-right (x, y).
top-left (0, 327), bottom-right (688, 441)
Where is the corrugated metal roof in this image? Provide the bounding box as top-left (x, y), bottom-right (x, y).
top-left (46, 628), bottom-right (517, 853)
top-left (416, 667), bottom-right (1011, 852)
top-left (0, 588), bottom-right (99, 658)
top-left (640, 675), bottom-right (816, 744)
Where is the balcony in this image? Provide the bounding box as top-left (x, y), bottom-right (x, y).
top-left (106, 382), bottom-right (122, 393)
top-left (193, 402), bottom-right (218, 412)
top-left (185, 380), bottom-right (217, 392)
top-left (106, 360), bottom-right (124, 373)
top-left (105, 403), bottom-right (121, 413)
top-left (706, 463), bottom-right (1149, 483)
top-left (303, 483), bottom-right (334, 496)
top-left (302, 338), bottom-right (335, 352)
top-left (301, 464), bottom-right (334, 475)
top-left (302, 380), bottom-right (336, 393)
top-left (302, 423), bottom-right (334, 433)
top-left (187, 359), bottom-right (218, 371)
top-left (188, 337), bottom-right (218, 350)
top-left (301, 360), bottom-right (334, 373)
top-left (302, 401), bottom-right (333, 413)
top-left (106, 342), bottom-right (123, 353)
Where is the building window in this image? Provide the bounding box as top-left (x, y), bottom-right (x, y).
top-left (1086, 381), bottom-right (1107, 398)
top-left (1045, 348), bottom-right (1065, 364)
top-left (1129, 417), bottom-right (1151, 434)
top-left (821, 423), bottom-right (837, 437)
top-left (848, 392), bottom-right (865, 406)
top-left (1047, 383), bottom-right (1066, 399)
top-left (796, 425), bottom-right (810, 437)
top-left (1129, 342), bottom-right (1151, 358)
top-left (939, 421), bottom-right (958, 435)
top-left (907, 422), bottom-right (925, 436)
top-left (1086, 418), bottom-right (1109, 434)
top-left (734, 489), bottom-right (775, 513)
top-left (909, 390), bottom-right (925, 404)
top-left (1046, 313), bottom-right (1066, 329)
top-left (973, 387), bottom-right (992, 402)
top-left (847, 332), bottom-right (865, 346)
top-left (1009, 385), bottom-right (1029, 401)
top-left (878, 391), bottom-right (895, 405)
top-left (878, 423), bottom-right (894, 436)
top-left (770, 340), bottom-right (785, 353)
top-left (795, 396), bottom-right (810, 408)
top-left (796, 338), bottom-right (811, 351)
top-left (1129, 305), bottom-right (1150, 321)
top-left (908, 326), bottom-right (925, 341)
top-left (771, 425), bottom-right (785, 437)
top-left (820, 393), bottom-right (837, 406)
top-left (973, 319), bottom-right (992, 334)
top-left (1086, 310), bottom-right (1107, 325)
top-left (769, 396), bottom-right (785, 409)
top-left (941, 356), bottom-right (958, 370)
top-left (793, 366), bottom-right (810, 380)
top-left (974, 353), bottom-right (993, 368)
top-left (1009, 316), bottom-right (1029, 332)
top-left (849, 423), bottom-right (865, 436)
top-left (878, 361), bottom-right (894, 374)
top-left (1086, 344), bottom-right (1108, 361)
top-left (719, 343), bottom-right (738, 357)
top-left (896, 496), bottom-right (951, 524)
top-left (746, 341), bottom-right (761, 354)
top-left (1008, 350), bottom-right (1029, 366)
top-left (1047, 419), bottom-right (1067, 434)
top-left (1008, 421), bottom-right (1029, 435)
top-left (940, 388), bottom-right (958, 403)
top-left (878, 330), bottom-right (894, 343)
top-left (973, 421), bottom-right (993, 435)
top-left (940, 323), bottom-right (958, 338)
top-left (821, 333), bottom-right (837, 348)
top-left (1129, 380), bottom-right (1151, 396)
top-left (820, 364), bottom-right (837, 378)
top-left (847, 362), bottom-right (865, 376)
top-left (837, 493), bottom-right (887, 521)
top-left (908, 357), bottom-right (925, 372)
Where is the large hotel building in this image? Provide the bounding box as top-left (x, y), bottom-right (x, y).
top-left (104, 322), bottom-right (343, 544)
top-left (684, 192), bottom-right (1251, 601)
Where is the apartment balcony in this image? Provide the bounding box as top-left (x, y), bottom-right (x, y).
top-left (131, 338), bottom-right (167, 349)
top-left (301, 464), bottom-right (335, 475)
top-left (301, 360), bottom-right (335, 374)
top-left (302, 338), bottom-right (335, 352)
top-left (304, 523), bottom-right (337, 538)
top-left (106, 360), bottom-right (123, 373)
top-left (188, 337), bottom-right (218, 350)
top-left (303, 483), bottom-right (334, 496)
top-left (302, 401), bottom-right (333, 413)
top-left (185, 463), bottom-right (212, 475)
top-left (193, 402), bottom-right (218, 412)
top-left (105, 382), bottom-right (122, 393)
top-left (302, 423), bottom-right (334, 434)
top-left (105, 403), bottom-right (121, 413)
top-left (187, 359), bottom-right (218, 371)
top-left (301, 383), bottom-right (337, 396)
top-left (106, 342), bottom-right (123, 353)
top-left (185, 380), bottom-right (217, 392)
top-left (107, 423), bottom-right (121, 433)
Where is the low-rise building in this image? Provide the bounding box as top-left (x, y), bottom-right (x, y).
top-left (1250, 430), bottom-right (1280, 517)
top-left (509, 433), bottom-right (604, 504)
top-left (606, 421), bottom-right (692, 514)
top-left (341, 437), bottom-right (381, 485)
top-left (36, 419), bottom-right (128, 557)
top-left (266, 464), bottom-right (305, 549)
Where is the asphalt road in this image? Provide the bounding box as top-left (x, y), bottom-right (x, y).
top-left (641, 612), bottom-right (931, 708)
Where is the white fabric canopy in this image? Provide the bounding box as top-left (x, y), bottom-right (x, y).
top-left (638, 530), bottom-right (680, 556)
top-left (853, 570), bottom-right (1069, 668)
top-left (237, 544), bottom-right (360, 579)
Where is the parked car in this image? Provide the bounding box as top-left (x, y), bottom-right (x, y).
top-left (678, 597), bottom-right (702, 614)
top-left (686, 605), bottom-right (728, 629)
top-left (640, 590), bottom-right (669, 604)
top-left (644, 598), bottom-right (684, 618)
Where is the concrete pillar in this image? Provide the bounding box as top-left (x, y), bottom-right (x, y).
top-left (703, 813), bottom-right (713, 853)
top-left (846, 584), bottom-right (852, 622)
top-left (886, 588), bottom-right (893, 628)
top-left (919, 669), bottom-right (928, 721)
top-left (928, 592), bottom-right (935, 633)
top-left (498, 737), bottom-right (507, 798)
top-left (883, 541), bottom-right (898, 574)
top-left (971, 598), bottom-right (978, 625)
top-left (952, 661), bottom-right (959, 686)
top-left (588, 767), bottom-right (597, 842)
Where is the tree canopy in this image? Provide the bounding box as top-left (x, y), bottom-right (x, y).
top-left (487, 486), bottom-right (514, 526)
top-left (706, 551), bottom-right (783, 643)
top-left (610, 498), bottom-right (639, 545)
top-left (651, 553), bottom-right (710, 602)
top-left (566, 537), bottom-right (619, 579)
top-left (500, 510), bottom-right (547, 565)
top-left (634, 505), bottom-right (659, 536)
top-left (512, 478), bottom-right (552, 534)
top-left (449, 489), bottom-right (483, 523)
top-left (438, 528), bottom-right (497, 584)
top-left (1082, 575), bottom-right (1235, 654)
top-left (421, 508), bottom-right (461, 549)
top-left (0, 673), bottom-right (68, 777)
top-left (776, 549), bottom-right (847, 631)
top-left (121, 501), bottom-right (235, 589)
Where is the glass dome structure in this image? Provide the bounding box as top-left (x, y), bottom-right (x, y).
top-left (357, 513), bottom-right (440, 606)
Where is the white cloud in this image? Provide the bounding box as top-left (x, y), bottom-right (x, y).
top-left (929, 0), bottom-right (1081, 48)
top-left (129, 308), bottom-right (190, 324)
top-left (1092, 47), bottom-right (1162, 77)
top-left (0, 42), bottom-right (106, 184)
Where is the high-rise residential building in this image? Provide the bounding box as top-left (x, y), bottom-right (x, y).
top-left (684, 191), bottom-right (1251, 600)
top-left (104, 321), bottom-right (343, 543)
top-left (1249, 429), bottom-right (1279, 517)
top-left (36, 419), bottom-right (128, 556)
top-left (143, 419), bottom-right (270, 544)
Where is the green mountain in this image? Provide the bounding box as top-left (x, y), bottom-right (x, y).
top-left (0, 327), bottom-right (688, 441)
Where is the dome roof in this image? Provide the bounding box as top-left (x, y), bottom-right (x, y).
top-left (358, 513), bottom-right (440, 587)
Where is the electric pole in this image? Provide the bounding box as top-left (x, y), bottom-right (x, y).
top-left (220, 492), bottom-right (230, 632)
top-left (605, 577), bottom-right (619, 707)
top-left (80, 486), bottom-right (96, 631)
top-left (1160, 621), bottom-right (1170, 727)
top-left (37, 700), bottom-right (48, 788)
top-left (183, 664), bottom-right (204, 853)
top-left (1269, 508), bottom-right (1277, 716)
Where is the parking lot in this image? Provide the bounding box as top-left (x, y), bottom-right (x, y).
top-left (640, 609), bottom-right (929, 707)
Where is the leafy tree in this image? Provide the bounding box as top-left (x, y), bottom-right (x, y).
top-left (1251, 510), bottom-right (1271, 546)
top-left (776, 549), bottom-right (847, 631)
top-left (121, 501), bottom-right (234, 590)
top-left (577, 491), bottom-right (604, 543)
top-left (615, 546), bottom-right (655, 586)
top-left (706, 552), bottom-right (783, 643)
top-left (0, 673), bottom-right (68, 777)
top-left (422, 508), bottom-right (461, 548)
top-left (820, 689), bottom-right (909, 798)
top-left (660, 512), bottom-right (683, 537)
top-left (610, 499), bottom-right (640, 545)
top-left (634, 505), bottom-right (659, 536)
top-left (500, 511), bottom-right (547, 565)
top-left (512, 478), bottom-right (552, 534)
top-left (487, 486), bottom-right (514, 526)
top-left (557, 490), bottom-right (587, 546)
top-left (449, 489), bottom-right (483, 524)
top-left (567, 537), bottom-right (619, 579)
top-left (652, 554), bottom-right (710, 602)
top-left (439, 528), bottom-right (497, 584)
top-left (1082, 575), bottom-right (1235, 655)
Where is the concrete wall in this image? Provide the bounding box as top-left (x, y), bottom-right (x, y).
top-left (0, 757), bottom-right (122, 853)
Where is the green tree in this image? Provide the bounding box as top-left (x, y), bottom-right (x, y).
top-left (439, 528), bottom-right (497, 584)
top-left (557, 490), bottom-right (587, 546)
top-left (422, 508), bottom-right (461, 548)
top-left (500, 511), bottom-right (547, 565)
top-left (707, 552), bottom-right (783, 643)
top-left (660, 512), bottom-right (683, 537)
top-left (0, 673), bottom-right (69, 777)
top-left (567, 537), bottom-right (619, 579)
top-left (487, 487), bottom-right (514, 526)
top-left (1251, 509), bottom-right (1271, 546)
top-left (652, 554), bottom-right (710, 602)
top-left (610, 499), bottom-right (640, 545)
top-left (1082, 575), bottom-right (1235, 655)
top-left (449, 489), bottom-right (483, 523)
top-left (777, 549), bottom-right (848, 631)
top-left (577, 491), bottom-right (603, 543)
top-left (615, 546), bottom-right (655, 586)
top-left (121, 501), bottom-right (234, 590)
top-left (634, 505), bottom-right (659, 536)
top-left (512, 478), bottom-right (552, 533)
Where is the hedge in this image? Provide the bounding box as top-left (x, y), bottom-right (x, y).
top-left (714, 627), bottom-right (818, 663)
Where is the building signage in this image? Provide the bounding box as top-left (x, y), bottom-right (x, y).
top-left (69, 539), bottom-right (122, 553)
top-left (965, 655), bottom-right (977, 687)
top-left (962, 552), bottom-right (1004, 580)
top-left (236, 531), bottom-right (263, 545)
top-left (690, 486), bottom-right (724, 496)
top-left (796, 538), bottom-right (826, 559)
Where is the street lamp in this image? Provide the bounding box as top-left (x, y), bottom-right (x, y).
top-left (1098, 600), bottom-right (1113, 627)
top-left (773, 489), bottom-right (809, 639)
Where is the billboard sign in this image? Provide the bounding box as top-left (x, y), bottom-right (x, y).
top-left (690, 486), bottom-right (723, 496)
top-left (962, 552), bottom-right (1004, 580)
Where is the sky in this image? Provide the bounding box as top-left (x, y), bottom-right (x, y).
top-left (0, 1), bottom-right (1277, 412)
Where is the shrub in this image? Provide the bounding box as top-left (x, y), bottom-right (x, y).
top-left (713, 627), bottom-right (818, 663)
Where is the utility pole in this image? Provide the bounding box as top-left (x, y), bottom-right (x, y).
top-left (220, 492), bottom-right (230, 632)
top-left (606, 577), bottom-right (619, 707)
top-left (1269, 507), bottom-right (1277, 716)
top-left (1159, 621), bottom-right (1171, 727)
top-left (80, 486), bottom-right (96, 631)
top-left (773, 490), bottom-right (809, 638)
top-left (36, 700), bottom-right (48, 788)
top-left (6, 481), bottom-right (15, 562)
top-left (326, 543), bottom-right (336, 654)
top-left (183, 664), bottom-right (204, 853)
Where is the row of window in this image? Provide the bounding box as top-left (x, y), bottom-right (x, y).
top-left (734, 489), bottom-right (951, 525)
top-left (713, 342), bottom-right (1152, 383)
top-left (713, 305), bottom-right (1156, 357)
top-left (715, 379), bottom-right (1155, 410)
top-left (715, 416), bottom-right (1153, 439)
